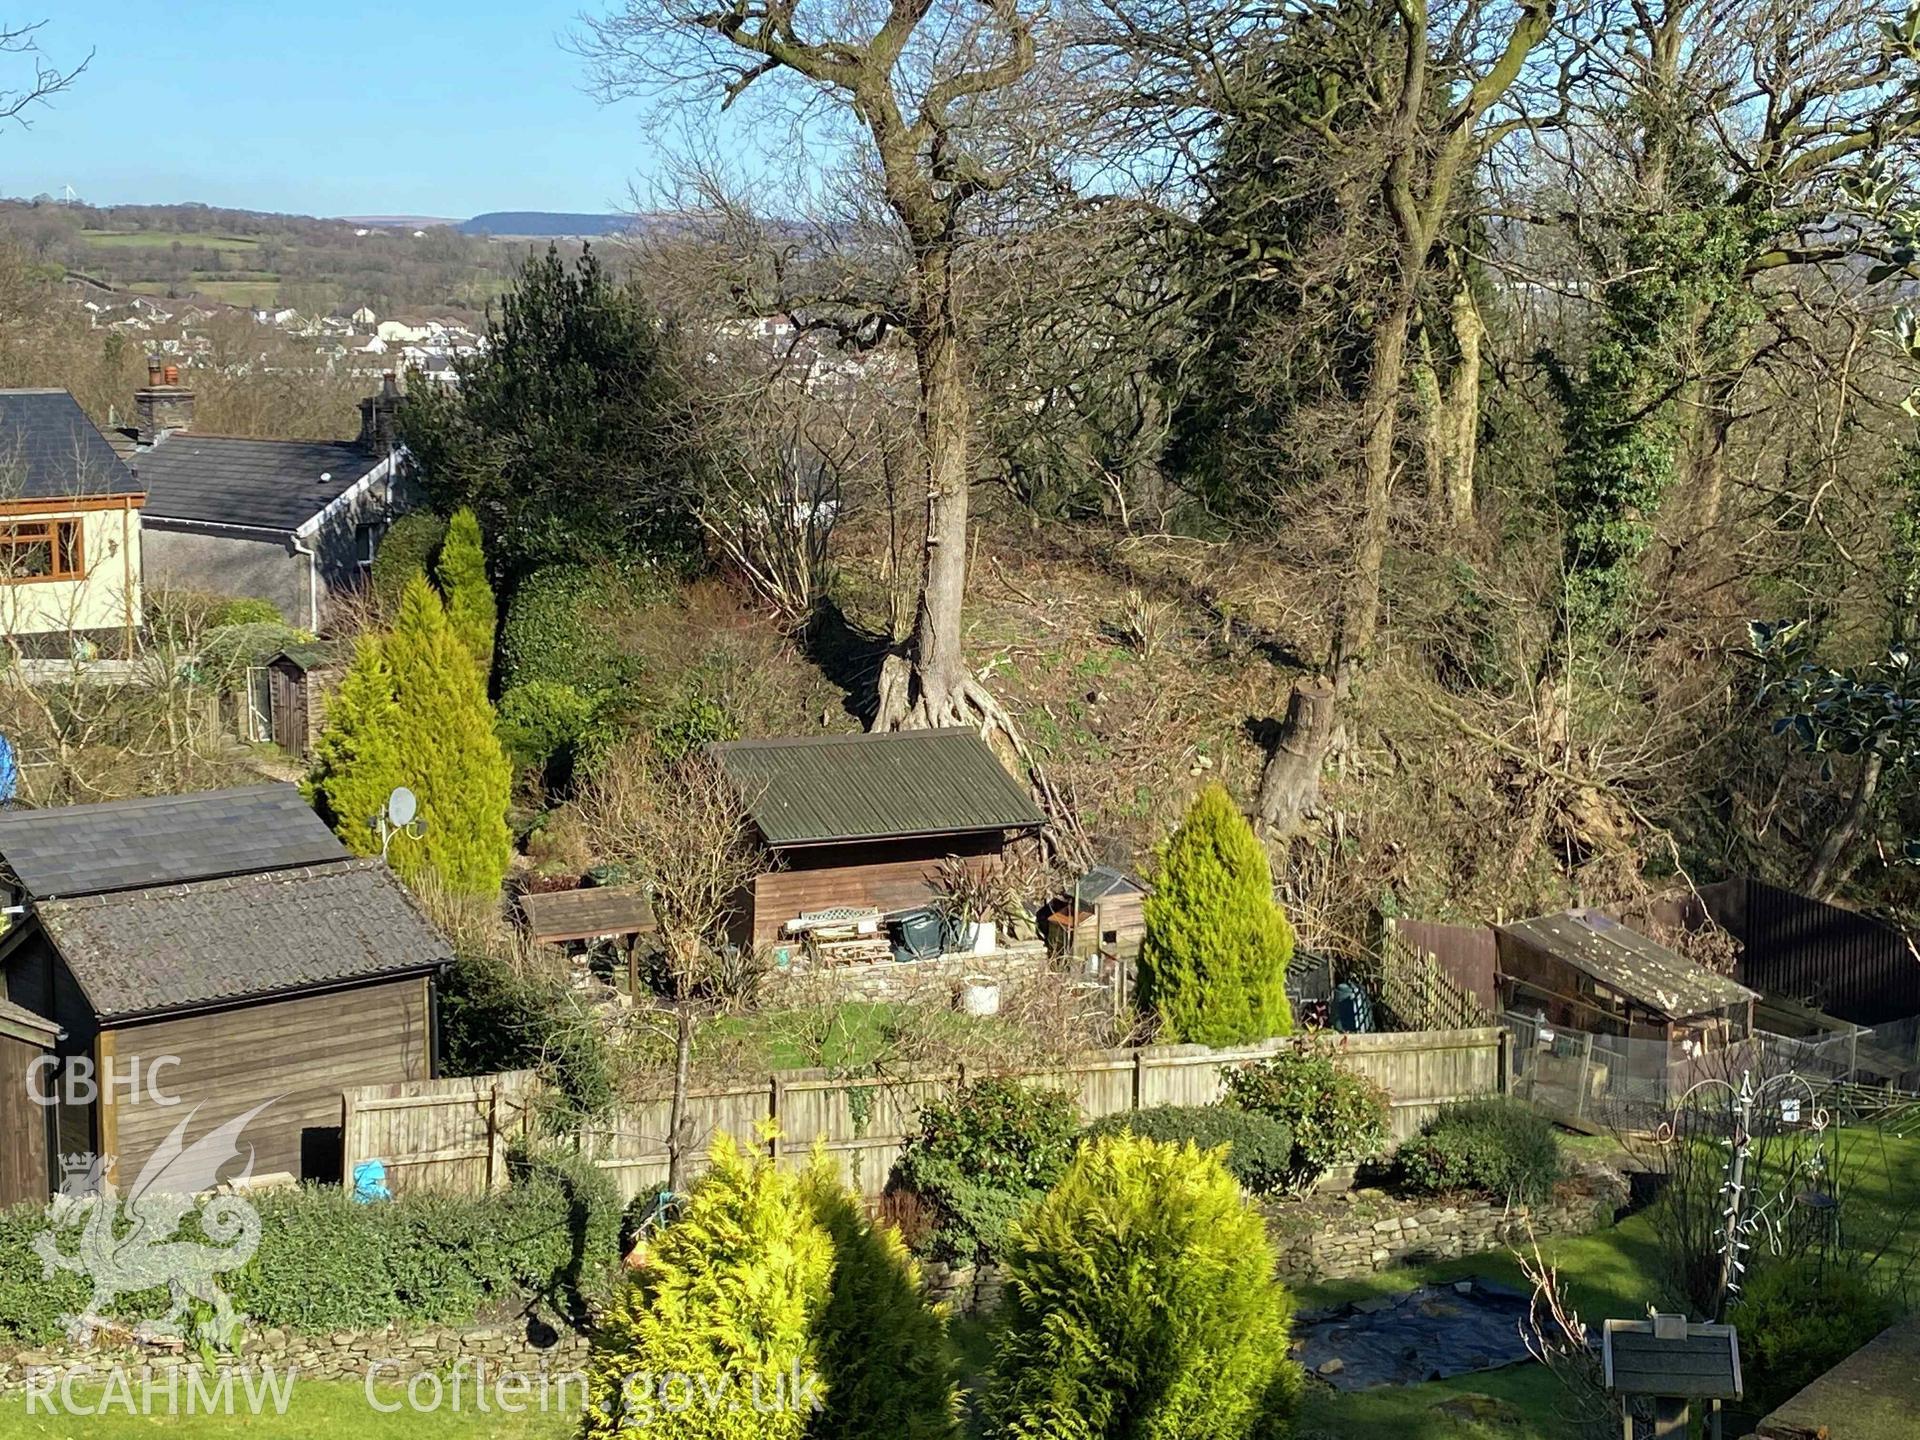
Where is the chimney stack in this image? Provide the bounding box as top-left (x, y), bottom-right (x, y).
top-left (135, 353), bottom-right (194, 447)
top-left (358, 370), bottom-right (402, 456)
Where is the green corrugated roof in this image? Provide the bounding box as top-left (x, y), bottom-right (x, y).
top-left (708, 728), bottom-right (1044, 847)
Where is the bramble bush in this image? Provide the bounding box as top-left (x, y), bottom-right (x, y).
top-left (889, 1079), bottom-right (1078, 1264)
top-left (1394, 1098), bottom-right (1562, 1205)
top-left (1222, 1038), bottom-right (1392, 1192)
top-left (984, 1133), bottom-right (1302, 1439)
top-left (1081, 1104), bottom-right (1294, 1195)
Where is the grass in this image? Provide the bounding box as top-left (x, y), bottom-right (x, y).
top-left (0, 1377), bottom-right (569, 1438)
top-left (83, 231), bottom-right (260, 251)
top-left (709, 1000), bottom-right (997, 1072)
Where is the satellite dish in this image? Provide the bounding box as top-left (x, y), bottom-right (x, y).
top-left (386, 786), bottom-right (417, 827)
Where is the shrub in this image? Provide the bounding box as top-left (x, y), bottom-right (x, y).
top-left (984, 1133), bottom-right (1302, 1439)
top-left (438, 950), bottom-right (616, 1121)
top-left (5, 1182), bottom-right (596, 1344)
top-left (498, 564), bottom-right (629, 694)
top-left (436, 506), bottom-right (498, 677)
top-left (802, 1167), bottom-right (959, 1439)
top-left (889, 1079), bottom-right (1078, 1264)
top-left (303, 632), bottom-right (409, 855)
top-left (1222, 1038), bottom-right (1392, 1191)
top-left (197, 620), bottom-right (313, 681)
top-left (497, 680), bottom-right (598, 780)
top-left (508, 1142), bottom-right (626, 1319)
top-left (1082, 1105), bottom-right (1294, 1195)
top-left (1730, 1260), bottom-right (1899, 1414)
top-left (205, 596), bottom-right (284, 627)
top-left (370, 510), bottom-right (447, 612)
top-left (1395, 1098), bottom-right (1562, 1205)
top-left (1138, 783), bottom-right (1294, 1045)
top-left (584, 1134), bottom-right (831, 1440)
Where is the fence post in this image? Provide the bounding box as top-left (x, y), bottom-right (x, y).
top-left (340, 1088), bottom-right (357, 1193)
top-left (1575, 1032), bottom-right (1596, 1122)
top-left (486, 1082), bottom-right (508, 1192)
top-left (1498, 1029), bottom-right (1514, 1097)
top-left (1133, 1047), bottom-right (1146, 1111)
top-left (769, 1075), bottom-right (783, 1164)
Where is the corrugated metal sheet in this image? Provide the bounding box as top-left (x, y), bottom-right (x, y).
top-left (708, 728), bottom-right (1043, 847)
top-left (1726, 877), bottom-right (1920, 1026)
top-left (1499, 908), bottom-right (1756, 1020)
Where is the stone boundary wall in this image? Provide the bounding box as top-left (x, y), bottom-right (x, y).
top-left (1, 1316), bottom-right (590, 1391)
top-left (758, 943), bottom-right (1052, 1005)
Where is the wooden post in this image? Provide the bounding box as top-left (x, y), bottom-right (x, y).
top-left (768, 1075), bottom-right (783, 1164)
top-left (1651, 1396), bottom-right (1688, 1437)
top-left (95, 1031), bottom-right (118, 1189)
top-left (1133, 1047), bottom-right (1146, 1112)
top-left (1575, 1031), bottom-right (1596, 1122)
top-left (626, 934), bottom-right (641, 1001)
top-left (1498, 1028), bottom-right (1514, 1098)
top-left (486, 1083), bottom-right (508, 1193)
top-left (340, 1086), bottom-right (357, 1193)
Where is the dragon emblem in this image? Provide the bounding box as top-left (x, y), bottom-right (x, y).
top-left (34, 1100), bottom-right (274, 1347)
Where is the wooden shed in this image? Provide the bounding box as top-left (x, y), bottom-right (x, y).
top-left (708, 728), bottom-right (1045, 948)
top-left (1045, 865), bottom-right (1148, 962)
top-left (260, 642), bottom-right (343, 760)
top-left (0, 997), bottom-right (58, 1207)
top-left (1497, 907), bottom-right (1757, 1044)
top-left (0, 785), bottom-right (450, 1194)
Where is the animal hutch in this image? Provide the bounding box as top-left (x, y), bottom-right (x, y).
top-left (1498, 908), bottom-right (1758, 1131)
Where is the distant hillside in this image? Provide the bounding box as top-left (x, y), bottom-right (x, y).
top-left (460, 212), bottom-right (635, 237)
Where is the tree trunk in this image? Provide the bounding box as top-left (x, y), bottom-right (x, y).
top-left (1802, 748), bottom-right (1884, 900)
top-left (1686, 370), bottom-right (1737, 537)
top-left (1333, 280), bottom-right (1418, 693)
top-left (665, 1002), bottom-right (695, 1195)
top-left (1255, 679), bottom-right (1337, 837)
top-left (1441, 281), bottom-right (1483, 531)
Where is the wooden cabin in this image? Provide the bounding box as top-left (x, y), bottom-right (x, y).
top-left (1496, 908), bottom-right (1757, 1045)
top-left (0, 785), bottom-right (450, 1195)
top-left (708, 728), bottom-right (1045, 949)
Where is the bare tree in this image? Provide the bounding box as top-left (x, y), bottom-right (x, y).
top-left (0, 19), bottom-right (88, 131)
top-left (575, 740), bottom-right (771, 1189)
top-left (577, 0), bottom-right (1039, 735)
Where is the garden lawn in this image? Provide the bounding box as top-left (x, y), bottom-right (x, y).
top-left (709, 1000), bottom-right (1003, 1072)
top-left (0, 1378), bottom-right (569, 1440)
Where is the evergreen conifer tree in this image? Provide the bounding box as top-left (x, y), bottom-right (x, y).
top-left (985, 1133), bottom-right (1301, 1439)
top-left (802, 1167), bottom-right (958, 1439)
top-left (584, 1134), bottom-right (832, 1439)
top-left (1138, 783), bottom-right (1294, 1045)
top-left (382, 573), bottom-right (513, 895)
top-left (435, 506), bottom-right (497, 676)
top-left (302, 633), bottom-right (408, 858)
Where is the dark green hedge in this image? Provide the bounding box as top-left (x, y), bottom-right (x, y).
top-left (0, 1171), bottom-right (615, 1346)
top-left (1394, 1097), bottom-right (1562, 1205)
top-left (1082, 1105), bottom-right (1294, 1195)
top-left (370, 511), bottom-right (448, 613)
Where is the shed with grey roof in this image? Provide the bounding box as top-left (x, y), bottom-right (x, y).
top-left (0, 784), bottom-right (449, 1196)
top-left (1497, 907), bottom-right (1758, 1040)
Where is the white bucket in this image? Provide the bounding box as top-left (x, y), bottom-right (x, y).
top-left (969, 919), bottom-right (999, 955)
top-left (960, 978), bottom-right (1001, 1016)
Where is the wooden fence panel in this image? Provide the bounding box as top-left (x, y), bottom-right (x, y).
top-left (345, 1029), bottom-right (1508, 1199)
top-left (341, 1070), bottom-right (540, 1195)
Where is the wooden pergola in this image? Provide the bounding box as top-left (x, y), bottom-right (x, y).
top-left (519, 886), bottom-right (657, 997)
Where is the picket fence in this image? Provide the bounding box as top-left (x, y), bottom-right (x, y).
top-left (341, 1027), bottom-right (1510, 1201)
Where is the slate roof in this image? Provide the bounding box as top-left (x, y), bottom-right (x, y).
top-left (133, 435), bottom-right (382, 532)
top-left (35, 859), bottom-right (450, 1021)
top-left (0, 784), bottom-right (347, 900)
top-left (0, 389), bottom-right (143, 501)
top-left (709, 728), bottom-right (1044, 848)
top-left (1499, 908), bottom-right (1758, 1019)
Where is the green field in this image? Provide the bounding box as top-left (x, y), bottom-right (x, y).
top-left (83, 231), bottom-right (261, 251)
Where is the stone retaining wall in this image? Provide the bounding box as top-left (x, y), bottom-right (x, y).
top-left (760, 942), bottom-right (1053, 1006)
top-left (1, 1316), bottom-right (591, 1391)
top-left (1269, 1169), bottom-right (1625, 1282)
top-left (921, 1164), bottom-right (1628, 1314)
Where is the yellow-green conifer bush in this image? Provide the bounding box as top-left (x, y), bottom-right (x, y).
top-left (436, 505), bottom-right (498, 676)
top-left (1138, 782), bottom-right (1295, 1044)
top-left (984, 1132), bottom-right (1301, 1440)
top-left (302, 632), bottom-right (407, 858)
top-left (583, 1135), bottom-right (832, 1439)
top-left (801, 1167), bottom-right (958, 1439)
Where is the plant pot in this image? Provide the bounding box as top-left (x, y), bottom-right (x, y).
top-left (968, 920), bottom-right (998, 954)
top-left (960, 978), bottom-right (1001, 1016)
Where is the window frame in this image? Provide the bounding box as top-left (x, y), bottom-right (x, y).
top-left (0, 519), bottom-right (87, 585)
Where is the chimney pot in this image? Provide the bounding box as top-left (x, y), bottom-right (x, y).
top-left (162, 363), bottom-right (180, 386)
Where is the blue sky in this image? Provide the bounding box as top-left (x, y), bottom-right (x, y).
top-left (0, 3), bottom-right (684, 218)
